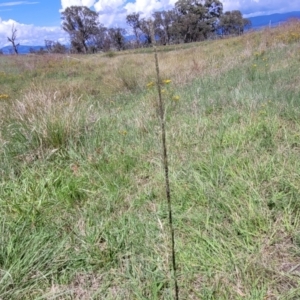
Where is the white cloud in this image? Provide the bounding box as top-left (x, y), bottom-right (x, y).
top-left (94, 0), bottom-right (177, 28)
top-left (125, 0), bottom-right (163, 16)
top-left (0, 1), bottom-right (39, 7)
top-left (0, 19), bottom-right (68, 47)
top-left (94, 0), bottom-right (125, 13)
top-left (222, 0), bottom-right (241, 12)
top-left (223, 0), bottom-right (300, 16)
top-left (61, 0), bottom-right (96, 11)
top-left (60, 0), bottom-right (178, 28)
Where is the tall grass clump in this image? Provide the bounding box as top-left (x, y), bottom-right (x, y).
top-left (116, 59), bottom-right (147, 92)
top-left (2, 85), bottom-right (96, 162)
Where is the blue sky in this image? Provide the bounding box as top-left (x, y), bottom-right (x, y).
top-left (0, 0), bottom-right (299, 47)
top-left (0, 1), bottom-right (60, 27)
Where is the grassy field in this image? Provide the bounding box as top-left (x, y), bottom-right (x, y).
top-left (1, 21), bottom-right (300, 299)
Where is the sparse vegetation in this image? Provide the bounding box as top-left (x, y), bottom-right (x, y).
top-left (1, 20), bottom-right (300, 299)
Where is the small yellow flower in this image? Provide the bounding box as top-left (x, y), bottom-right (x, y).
top-left (146, 82), bottom-right (154, 88)
top-left (119, 130), bottom-right (127, 135)
top-left (162, 79), bottom-right (171, 84)
top-left (252, 64), bottom-right (257, 68)
top-left (161, 89), bottom-right (166, 94)
top-left (172, 95), bottom-right (180, 101)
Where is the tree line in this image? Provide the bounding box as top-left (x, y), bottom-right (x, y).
top-left (6, 0), bottom-right (251, 54)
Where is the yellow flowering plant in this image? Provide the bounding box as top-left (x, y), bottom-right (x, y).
top-left (146, 78), bottom-right (180, 104)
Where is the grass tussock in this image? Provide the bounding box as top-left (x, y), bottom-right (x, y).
top-left (2, 85), bottom-right (95, 160)
top-left (1, 20), bottom-right (300, 299)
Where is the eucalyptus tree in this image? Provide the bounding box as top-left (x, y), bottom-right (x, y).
top-left (173, 0), bottom-right (223, 42)
top-left (45, 40), bottom-right (67, 54)
top-left (139, 18), bottom-right (153, 45)
top-left (108, 27), bottom-right (127, 51)
top-left (126, 13), bottom-right (142, 46)
top-left (61, 6), bottom-right (100, 53)
top-left (219, 10), bottom-right (251, 35)
top-left (153, 10), bottom-right (177, 44)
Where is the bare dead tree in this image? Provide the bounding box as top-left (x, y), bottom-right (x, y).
top-left (7, 24), bottom-right (19, 55)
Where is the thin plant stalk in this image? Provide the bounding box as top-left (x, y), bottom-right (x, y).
top-left (150, 20), bottom-right (179, 300)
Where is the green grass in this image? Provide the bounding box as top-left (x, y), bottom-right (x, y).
top-left (1, 22), bottom-right (300, 299)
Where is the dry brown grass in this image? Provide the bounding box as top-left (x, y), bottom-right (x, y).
top-left (2, 20), bottom-right (299, 102)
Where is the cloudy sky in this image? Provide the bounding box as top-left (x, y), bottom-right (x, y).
top-left (0, 0), bottom-right (299, 47)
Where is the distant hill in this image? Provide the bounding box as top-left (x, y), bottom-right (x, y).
top-left (248, 11), bottom-right (300, 29)
top-left (1, 45), bottom-right (44, 55)
top-left (1, 11), bottom-right (300, 54)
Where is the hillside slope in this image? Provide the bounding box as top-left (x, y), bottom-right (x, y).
top-left (249, 11), bottom-right (300, 29)
top-left (0, 20), bottom-right (300, 299)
